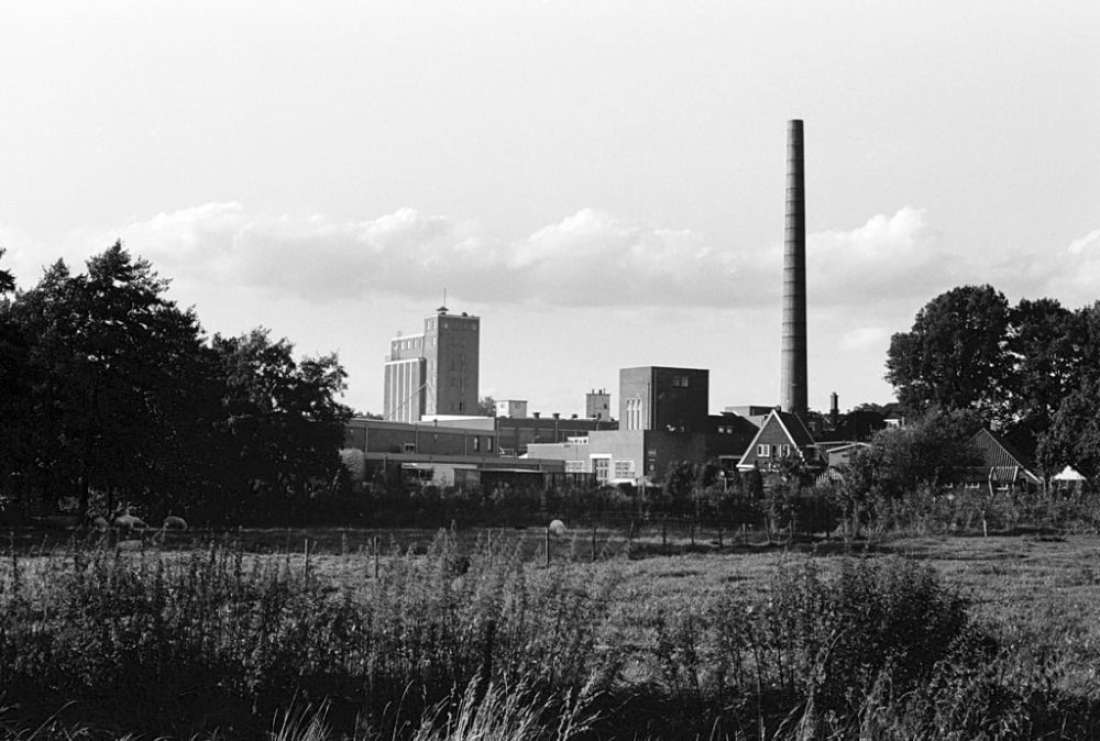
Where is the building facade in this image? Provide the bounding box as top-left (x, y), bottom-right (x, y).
top-left (383, 308), bottom-right (480, 422)
top-left (619, 366), bottom-right (709, 432)
top-left (585, 388), bottom-right (611, 420)
top-left (344, 416), bottom-right (565, 489)
top-left (495, 399), bottom-right (529, 418)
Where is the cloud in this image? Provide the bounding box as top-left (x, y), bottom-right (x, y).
top-left (1068, 229), bottom-right (1100, 255)
top-left (103, 204), bottom-right (762, 307)
top-left (36, 202), bottom-right (1055, 311)
top-left (839, 326), bottom-right (891, 351)
top-left (806, 207), bottom-right (955, 306)
top-left (1031, 227), bottom-right (1100, 307)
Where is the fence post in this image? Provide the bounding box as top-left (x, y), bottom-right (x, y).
top-left (690, 519), bottom-right (696, 548)
top-left (303, 538), bottom-right (311, 581)
top-left (662, 519), bottom-right (668, 555)
top-left (545, 525), bottom-right (552, 568)
top-left (591, 525), bottom-right (597, 562)
top-left (373, 535), bottom-right (380, 579)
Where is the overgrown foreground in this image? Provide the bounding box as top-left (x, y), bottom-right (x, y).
top-left (1, 535), bottom-right (1097, 740)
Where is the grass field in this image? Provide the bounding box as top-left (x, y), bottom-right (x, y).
top-left (4, 526), bottom-right (1100, 738)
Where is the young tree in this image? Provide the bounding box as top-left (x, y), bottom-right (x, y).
top-left (863, 409), bottom-right (983, 497)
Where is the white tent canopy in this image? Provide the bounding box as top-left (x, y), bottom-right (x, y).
top-left (1053, 465), bottom-right (1087, 482)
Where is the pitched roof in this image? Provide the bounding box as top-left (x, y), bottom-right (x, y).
top-left (775, 410), bottom-right (815, 448)
top-left (969, 429), bottom-right (1034, 470)
top-left (737, 409), bottom-right (818, 469)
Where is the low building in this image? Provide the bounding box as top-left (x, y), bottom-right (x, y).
top-left (494, 399), bottom-right (528, 418)
top-left (494, 414), bottom-right (617, 455)
top-left (737, 409), bottom-right (818, 472)
top-left (965, 429), bottom-right (1042, 491)
top-left (525, 428), bottom-right (747, 487)
top-left (343, 417), bottom-right (566, 489)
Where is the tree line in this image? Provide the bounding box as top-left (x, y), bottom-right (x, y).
top-left (0, 244), bottom-right (351, 525)
top-left (886, 284), bottom-right (1100, 479)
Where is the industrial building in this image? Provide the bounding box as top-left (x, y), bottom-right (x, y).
top-left (344, 417), bottom-right (569, 489)
top-left (383, 307), bottom-right (480, 422)
top-left (585, 389), bottom-right (611, 420)
top-left (526, 366), bottom-right (755, 485)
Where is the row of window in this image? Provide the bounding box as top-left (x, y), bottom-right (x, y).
top-left (756, 443), bottom-right (792, 458)
top-left (564, 458), bottom-right (636, 480)
top-left (401, 436), bottom-right (494, 454)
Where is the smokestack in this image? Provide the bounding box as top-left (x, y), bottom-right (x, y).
top-left (780, 119), bottom-right (808, 419)
top-left (829, 391), bottom-right (839, 427)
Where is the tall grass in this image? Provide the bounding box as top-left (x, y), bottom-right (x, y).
top-left (2, 533), bottom-right (1099, 738)
top-left (0, 532), bottom-right (618, 738)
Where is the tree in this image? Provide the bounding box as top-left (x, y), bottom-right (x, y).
top-left (861, 409), bottom-right (983, 497)
top-left (1000, 298), bottom-right (1079, 453)
top-left (886, 285), bottom-right (1010, 417)
top-left (10, 244), bottom-right (216, 515)
top-left (0, 249), bottom-right (30, 510)
top-left (212, 329), bottom-right (351, 520)
top-left (1036, 377), bottom-right (1100, 480)
top-left (477, 396), bottom-right (497, 417)
top-left (0, 248), bottom-right (14, 294)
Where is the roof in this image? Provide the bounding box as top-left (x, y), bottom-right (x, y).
top-left (1053, 465), bottom-right (1086, 481)
top-left (775, 410), bottom-right (815, 448)
top-left (737, 409), bottom-right (818, 469)
top-left (969, 429), bottom-right (1035, 470)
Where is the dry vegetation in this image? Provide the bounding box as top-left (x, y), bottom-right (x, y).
top-left (3, 527), bottom-right (1100, 739)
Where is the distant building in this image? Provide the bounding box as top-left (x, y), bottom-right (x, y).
top-left (496, 414), bottom-right (616, 456)
top-left (526, 428), bottom-right (745, 486)
top-left (965, 428), bottom-right (1042, 491)
top-left (737, 409), bottom-right (818, 472)
top-left (383, 307), bottom-right (479, 422)
top-left (620, 366), bottom-right (709, 432)
top-left (495, 399), bottom-right (528, 418)
top-left (527, 366), bottom-right (753, 485)
top-left (344, 416), bottom-right (566, 489)
top-left (585, 388), bottom-right (611, 420)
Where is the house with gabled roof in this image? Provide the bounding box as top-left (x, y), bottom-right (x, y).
top-left (966, 428), bottom-right (1042, 491)
top-left (737, 409), bottom-right (819, 472)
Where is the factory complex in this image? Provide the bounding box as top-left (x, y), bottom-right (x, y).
top-left (341, 120), bottom-right (907, 491)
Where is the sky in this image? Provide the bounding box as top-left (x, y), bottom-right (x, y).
top-left (1, 0), bottom-right (1098, 417)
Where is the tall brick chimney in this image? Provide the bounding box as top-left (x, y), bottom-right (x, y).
top-left (780, 119), bottom-right (808, 419)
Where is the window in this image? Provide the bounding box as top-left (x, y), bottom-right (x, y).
top-left (779, 444), bottom-right (791, 458)
top-left (565, 460), bottom-right (587, 473)
top-left (473, 436), bottom-right (480, 452)
top-left (593, 457), bottom-right (610, 482)
top-left (403, 442), bottom-right (416, 453)
top-left (671, 375), bottom-right (689, 388)
top-left (487, 438), bottom-right (493, 453)
top-left (626, 398), bottom-right (642, 430)
top-left (757, 444), bottom-right (771, 457)
top-left (614, 460), bottom-right (634, 478)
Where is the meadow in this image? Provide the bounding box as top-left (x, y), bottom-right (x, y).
top-left (3, 525), bottom-right (1100, 739)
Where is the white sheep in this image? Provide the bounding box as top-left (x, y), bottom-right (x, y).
top-left (548, 519), bottom-right (567, 537)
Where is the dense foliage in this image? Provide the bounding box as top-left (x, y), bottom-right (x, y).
top-left (0, 244), bottom-right (351, 524)
top-left (887, 285), bottom-right (1100, 476)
